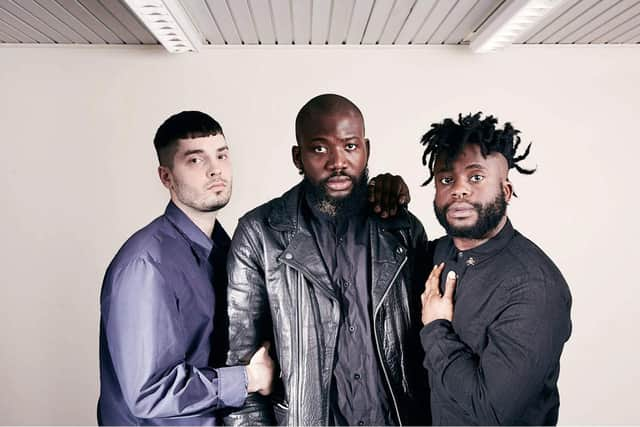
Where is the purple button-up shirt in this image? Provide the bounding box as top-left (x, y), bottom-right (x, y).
top-left (98, 202), bottom-right (247, 426)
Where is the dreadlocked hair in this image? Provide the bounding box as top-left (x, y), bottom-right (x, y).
top-left (419, 112), bottom-right (536, 186)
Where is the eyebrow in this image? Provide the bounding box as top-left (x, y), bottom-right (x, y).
top-left (435, 163), bottom-right (487, 174)
top-left (217, 145), bottom-right (229, 152)
top-left (183, 149), bottom-right (204, 157)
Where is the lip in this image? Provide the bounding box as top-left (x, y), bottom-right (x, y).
top-left (446, 202), bottom-right (475, 219)
top-left (206, 180), bottom-right (226, 191)
top-left (325, 176), bottom-right (352, 192)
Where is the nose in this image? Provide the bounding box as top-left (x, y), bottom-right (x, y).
top-left (451, 179), bottom-right (470, 199)
top-left (327, 147), bottom-right (347, 171)
top-left (208, 161), bottom-right (221, 177)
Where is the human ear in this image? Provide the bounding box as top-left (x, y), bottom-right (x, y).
top-left (292, 146), bottom-right (303, 174)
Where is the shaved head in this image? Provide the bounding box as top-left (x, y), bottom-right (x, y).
top-left (295, 94), bottom-right (364, 144)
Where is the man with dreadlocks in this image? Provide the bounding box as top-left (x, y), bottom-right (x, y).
top-left (418, 113), bottom-right (572, 425)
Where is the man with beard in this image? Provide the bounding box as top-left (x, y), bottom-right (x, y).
top-left (222, 94), bottom-right (430, 426)
top-left (418, 113), bottom-right (572, 425)
top-left (98, 111), bottom-right (274, 425)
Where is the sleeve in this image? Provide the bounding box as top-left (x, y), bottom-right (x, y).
top-left (420, 275), bottom-right (570, 425)
top-left (222, 220), bottom-right (275, 426)
top-left (103, 257), bottom-right (247, 420)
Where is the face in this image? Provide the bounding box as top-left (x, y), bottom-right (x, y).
top-left (433, 144), bottom-right (512, 239)
top-left (292, 111), bottom-right (369, 201)
top-left (159, 134), bottom-right (232, 215)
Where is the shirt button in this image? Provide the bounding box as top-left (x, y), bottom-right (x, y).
top-left (343, 280), bottom-right (350, 288)
top-left (284, 253), bottom-right (293, 260)
top-left (354, 373), bottom-right (361, 380)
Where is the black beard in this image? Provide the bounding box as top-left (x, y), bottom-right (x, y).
top-left (304, 168), bottom-right (369, 217)
top-left (434, 189), bottom-right (507, 239)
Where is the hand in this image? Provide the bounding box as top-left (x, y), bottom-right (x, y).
top-left (246, 342), bottom-right (274, 396)
top-left (368, 173), bottom-right (411, 219)
top-left (421, 263), bottom-right (456, 325)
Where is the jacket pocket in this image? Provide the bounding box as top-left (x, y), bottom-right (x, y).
top-left (272, 400), bottom-right (289, 426)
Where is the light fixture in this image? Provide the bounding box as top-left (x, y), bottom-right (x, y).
top-left (123, 0), bottom-right (202, 53)
top-left (470, 0), bottom-right (562, 53)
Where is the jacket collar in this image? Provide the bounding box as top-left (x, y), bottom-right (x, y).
top-left (267, 182), bottom-right (413, 232)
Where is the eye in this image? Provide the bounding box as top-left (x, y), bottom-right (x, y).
top-left (189, 157), bottom-right (202, 164)
top-left (439, 176), bottom-right (453, 185)
top-left (345, 143), bottom-right (357, 151)
top-left (470, 174), bottom-right (484, 183)
top-left (313, 146), bottom-right (327, 154)
top-left (218, 153), bottom-right (228, 160)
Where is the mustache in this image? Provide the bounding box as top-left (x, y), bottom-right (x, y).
top-left (321, 171), bottom-right (355, 182)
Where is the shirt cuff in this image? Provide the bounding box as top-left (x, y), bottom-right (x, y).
top-left (216, 366), bottom-right (248, 409)
top-left (420, 319), bottom-right (454, 370)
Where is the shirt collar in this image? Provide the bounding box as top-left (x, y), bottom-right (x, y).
top-left (164, 201), bottom-right (214, 255)
top-left (445, 218), bottom-right (515, 267)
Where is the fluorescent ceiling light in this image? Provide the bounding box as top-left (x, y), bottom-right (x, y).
top-left (123, 0), bottom-right (202, 53)
top-left (470, 0), bottom-right (562, 53)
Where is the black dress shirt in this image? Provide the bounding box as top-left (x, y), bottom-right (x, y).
top-left (303, 190), bottom-right (393, 426)
top-left (421, 219), bottom-right (572, 425)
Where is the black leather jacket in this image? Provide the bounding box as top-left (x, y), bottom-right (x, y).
top-left (224, 183), bottom-right (430, 426)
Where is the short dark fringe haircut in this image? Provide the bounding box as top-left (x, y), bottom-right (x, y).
top-left (420, 112), bottom-right (535, 186)
top-left (154, 111), bottom-right (224, 167)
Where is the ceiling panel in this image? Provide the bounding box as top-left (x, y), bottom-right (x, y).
top-left (181, 0), bottom-right (224, 44)
top-left (248, 0), bottom-right (275, 44)
top-left (345, 0), bottom-right (374, 44)
top-left (205, 0), bottom-right (241, 44)
top-left (0, 6), bottom-right (52, 42)
top-left (311, 0), bottom-right (331, 44)
top-left (577, 1), bottom-right (640, 42)
top-left (291, 0), bottom-right (311, 44)
top-left (10, 0), bottom-right (86, 43)
top-left (77, 0), bottom-right (139, 43)
top-left (30, 0), bottom-right (104, 43)
top-left (429, 0), bottom-right (478, 44)
top-left (526, 0), bottom-right (601, 44)
top-left (361, 0), bottom-right (395, 44)
top-left (394, 1), bottom-right (436, 44)
top-left (0, 27), bottom-right (20, 42)
top-left (513, 0), bottom-right (579, 44)
top-left (101, 0), bottom-right (156, 44)
top-left (328, 0), bottom-right (354, 44)
top-left (412, 0), bottom-right (457, 44)
top-left (378, 0), bottom-right (415, 44)
top-left (545, 0), bottom-right (619, 44)
top-left (227, 0), bottom-right (258, 44)
top-left (54, 0), bottom-right (120, 43)
top-left (593, 8), bottom-right (640, 42)
top-left (270, 0), bottom-right (293, 44)
top-left (1, 1), bottom-right (71, 42)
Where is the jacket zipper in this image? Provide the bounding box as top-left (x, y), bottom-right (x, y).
top-left (373, 256), bottom-right (407, 426)
top-left (295, 273), bottom-right (303, 426)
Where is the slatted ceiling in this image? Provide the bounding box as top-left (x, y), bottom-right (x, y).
top-left (626, 28), bottom-right (640, 42)
top-left (378, 0), bottom-right (415, 44)
top-left (247, 0), bottom-right (275, 44)
top-left (270, 0), bottom-right (292, 44)
top-left (544, 0), bottom-right (618, 44)
top-left (345, 0), bottom-right (374, 44)
top-left (205, 0), bottom-right (240, 44)
top-left (593, 9), bottom-right (640, 42)
top-left (0, 6), bottom-right (51, 42)
top-left (361, 0), bottom-right (394, 44)
top-left (102, 0), bottom-right (157, 44)
top-left (412, 0), bottom-right (456, 44)
top-left (0, 27), bottom-right (19, 42)
top-left (311, 0), bottom-right (331, 44)
top-left (180, 0), bottom-right (222, 44)
top-left (75, 0), bottom-right (132, 43)
top-left (291, 0), bottom-right (311, 44)
top-left (577, 1), bottom-right (640, 42)
top-left (33, 0), bottom-right (104, 43)
top-left (12, 0), bottom-right (84, 43)
top-left (1, 1), bottom-right (71, 42)
top-left (56, 0), bottom-right (120, 43)
top-left (526, 0), bottom-right (598, 44)
top-left (393, 1), bottom-right (436, 44)
top-left (328, 0), bottom-right (354, 44)
top-left (610, 21), bottom-right (640, 42)
top-left (226, 1), bottom-right (258, 44)
top-left (559, 1), bottom-right (632, 43)
top-left (446, 0), bottom-right (498, 43)
top-left (429, 0), bottom-right (478, 44)
top-left (512, 0), bottom-right (577, 44)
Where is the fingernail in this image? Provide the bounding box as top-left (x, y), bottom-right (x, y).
top-left (447, 271), bottom-right (456, 280)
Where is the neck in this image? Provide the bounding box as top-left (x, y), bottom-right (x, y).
top-left (171, 198), bottom-right (218, 237)
top-left (452, 216), bottom-right (508, 251)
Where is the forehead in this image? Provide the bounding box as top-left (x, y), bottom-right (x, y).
top-left (435, 144), bottom-right (506, 173)
top-left (175, 133), bottom-right (227, 151)
top-left (300, 111), bottom-right (364, 140)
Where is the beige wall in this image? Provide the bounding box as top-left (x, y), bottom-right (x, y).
top-left (0, 44), bottom-right (637, 424)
